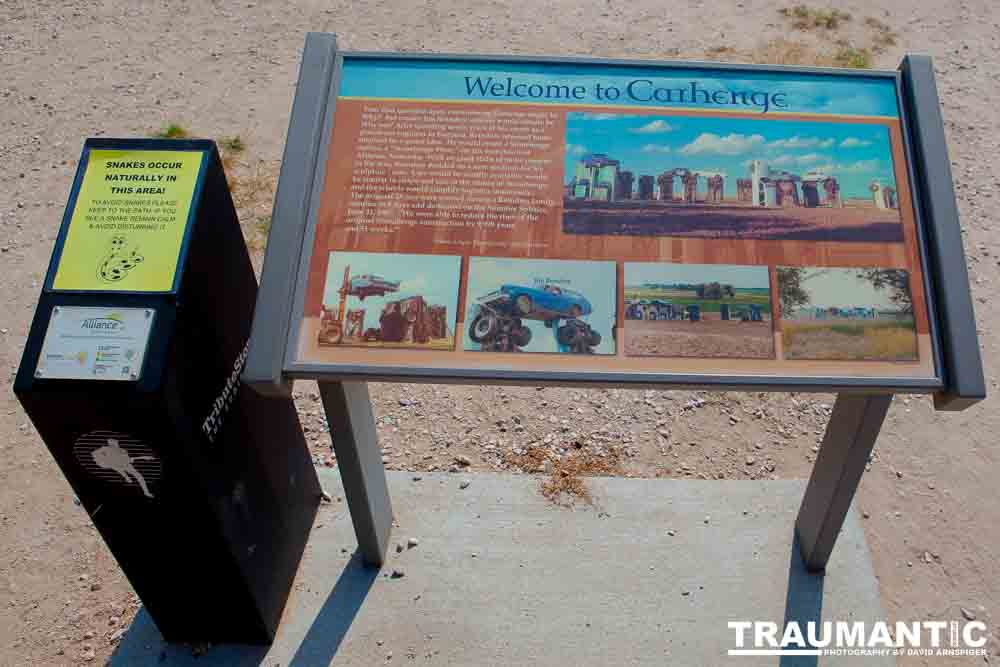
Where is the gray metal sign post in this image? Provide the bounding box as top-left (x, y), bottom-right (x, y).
top-left (796, 394), bottom-right (893, 570)
top-left (319, 381), bottom-right (393, 565)
top-left (244, 35), bottom-right (984, 572)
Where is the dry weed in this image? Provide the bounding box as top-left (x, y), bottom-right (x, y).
top-left (507, 445), bottom-right (624, 507)
top-left (779, 4), bottom-right (852, 30)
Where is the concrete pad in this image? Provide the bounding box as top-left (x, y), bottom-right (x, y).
top-left (110, 470), bottom-right (891, 666)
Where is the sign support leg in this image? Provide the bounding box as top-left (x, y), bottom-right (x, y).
top-left (795, 393), bottom-right (892, 572)
top-left (319, 380), bottom-right (393, 567)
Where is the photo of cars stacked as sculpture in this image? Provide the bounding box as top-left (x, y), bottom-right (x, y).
top-left (562, 113), bottom-right (904, 243)
top-left (465, 258), bottom-right (616, 354)
top-left (317, 251), bottom-right (461, 350)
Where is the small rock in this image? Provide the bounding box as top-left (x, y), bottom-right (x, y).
top-left (83, 631), bottom-right (95, 640)
top-left (703, 516), bottom-right (710, 525)
top-left (961, 607), bottom-right (976, 621)
top-left (454, 455), bottom-right (472, 466)
top-left (395, 543), bottom-right (404, 554)
top-left (667, 530), bottom-right (676, 537)
top-left (459, 481), bottom-right (470, 490)
top-left (407, 537), bottom-right (419, 549)
top-left (90, 582), bottom-right (102, 591)
top-left (745, 457), bottom-right (755, 466)
top-left (412, 475), bottom-right (422, 482)
top-left (81, 647), bottom-right (96, 661)
top-left (391, 568), bottom-right (405, 579)
top-left (862, 511), bottom-right (871, 519)
top-left (320, 490), bottom-right (333, 503)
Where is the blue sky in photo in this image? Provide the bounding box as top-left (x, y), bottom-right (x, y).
top-left (564, 113), bottom-right (898, 200)
top-left (323, 252), bottom-right (462, 332)
top-left (340, 57), bottom-right (899, 117)
top-left (465, 257), bottom-right (616, 354)
top-left (625, 262), bottom-right (771, 289)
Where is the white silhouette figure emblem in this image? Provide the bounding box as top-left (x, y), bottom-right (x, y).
top-left (91, 438), bottom-right (156, 498)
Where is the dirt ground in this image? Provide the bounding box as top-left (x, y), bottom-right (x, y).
top-left (563, 199), bottom-right (905, 241)
top-left (625, 319), bottom-right (776, 358)
top-left (2, 1), bottom-right (999, 665)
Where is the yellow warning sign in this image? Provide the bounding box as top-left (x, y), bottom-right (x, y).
top-left (52, 149), bottom-right (204, 292)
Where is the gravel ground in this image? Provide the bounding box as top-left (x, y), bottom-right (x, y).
top-left (624, 319), bottom-right (776, 358)
top-left (2, 1), bottom-right (999, 665)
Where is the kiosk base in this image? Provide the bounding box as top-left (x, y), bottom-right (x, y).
top-left (109, 471), bottom-right (890, 666)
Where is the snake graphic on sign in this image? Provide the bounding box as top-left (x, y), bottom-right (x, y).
top-left (97, 235), bottom-right (144, 283)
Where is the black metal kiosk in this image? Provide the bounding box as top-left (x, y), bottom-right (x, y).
top-left (14, 138), bottom-right (320, 644)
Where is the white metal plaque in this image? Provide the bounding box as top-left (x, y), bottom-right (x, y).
top-left (36, 306), bottom-right (155, 381)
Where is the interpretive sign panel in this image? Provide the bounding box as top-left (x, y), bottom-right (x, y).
top-left (283, 53), bottom-right (948, 390)
top-left (244, 37), bottom-right (983, 576)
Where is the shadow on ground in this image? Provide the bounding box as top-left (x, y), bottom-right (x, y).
top-left (108, 551), bottom-right (378, 667)
top-left (779, 535), bottom-right (825, 667)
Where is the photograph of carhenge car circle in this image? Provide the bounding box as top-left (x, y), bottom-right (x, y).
top-left (464, 257), bottom-right (616, 355)
top-left (777, 266), bottom-right (918, 361)
top-left (562, 112), bottom-right (904, 243)
top-left (624, 262), bottom-right (775, 359)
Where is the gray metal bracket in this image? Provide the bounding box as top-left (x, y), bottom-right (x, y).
top-left (243, 33), bottom-right (338, 397)
top-left (899, 55), bottom-right (985, 410)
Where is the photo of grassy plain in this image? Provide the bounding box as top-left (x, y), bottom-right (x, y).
top-left (777, 266), bottom-right (917, 361)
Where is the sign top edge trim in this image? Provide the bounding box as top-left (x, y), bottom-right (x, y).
top-left (337, 50), bottom-right (902, 79)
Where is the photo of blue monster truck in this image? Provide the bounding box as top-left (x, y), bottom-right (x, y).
top-left (468, 283), bottom-right (603, 353)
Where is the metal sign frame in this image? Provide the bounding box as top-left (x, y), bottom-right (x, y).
top-left (244, 33), bottom-right (985, 573)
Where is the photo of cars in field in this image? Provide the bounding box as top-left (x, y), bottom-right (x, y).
top-left (563, 112), bottom-right (904, 243)
top-left (624, 262), bottom-right (775, 359)
top-left (777, 266), bottom-right (918, 361)
top-left (318, 251), bottom-right (461, 350)
top-left (464, 258), bottom-right (616, 355)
